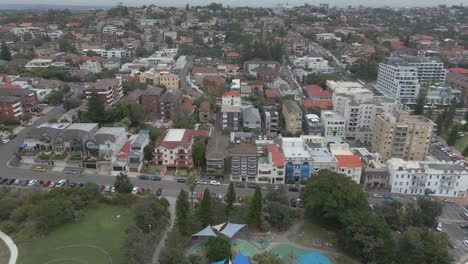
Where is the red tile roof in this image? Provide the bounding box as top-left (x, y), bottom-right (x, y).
top-left (192, 130), bottom-right (209, 137)
top-left (192, 67), bottom-right (218, 75)
top-left (183, 99), bottom-right (194, 112)
top-left (226, 51), bottom-right (240, 57)
top-left (335, 155), bottom-right (362, 168)
top-left (264, 88), bottom-right (280, 98)
top-left (222, 91), bottom-right (241, 97)
top-left (117, 139), bottom-right (133, 159)
top-left (0, 82), bottom-right (21, 89)
top-left (305, 85), bottom-right (331, 98)
top-left (448, 68), bottom-right (468, 74)
top-left (156, 129), bottom-right (193, 149)
top-left (304, 99), bottom-right (332, 110)
top-left (267, 145), bottom-right (284, 167)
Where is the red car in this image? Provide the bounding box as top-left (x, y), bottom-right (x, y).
top-left (138, 187), bottom-right (145, 194)
top-left (196, 192), bottom-right (203, 201)
top-left (43, 180), bottom-right (51, 187)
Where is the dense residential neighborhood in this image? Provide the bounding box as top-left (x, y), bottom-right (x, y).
top-left (0, 2), bottom-right (466, 264)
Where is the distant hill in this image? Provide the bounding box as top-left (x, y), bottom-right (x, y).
top-left (0, 3), bottom-right (111, 10)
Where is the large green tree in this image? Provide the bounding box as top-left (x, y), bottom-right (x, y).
top-left (447, 125), bottom-right (460, 146)
top-left (45, 90), bottom-right (64, 105)
top-left (249, 186), bottom-right (263, 228)
top-left (198, 188), bottom-right (212, 226)
top-left (225, 182), bottom-right (236, 217)
top-left (206, 236), bottom-right (231, 262)
top-left (0, 41), bottom-right (11, 61)
top-left (186, 174), bottom-right (197, 209)
top-left (192, 137), bottom-right (206, 168)
top-left (84, 89), bottom-right (107, 123)
top-left (134, 197), bottom-right (170, 234)
top-left (114, 173), bottom-right (133, 193)
top-left (175, 190), bottom-right (191, 236)
top-left (264, 188), bottom-right (292, 231)
top-left (300, 169), bottom-right (368, 222)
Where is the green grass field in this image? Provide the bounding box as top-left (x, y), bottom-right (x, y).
top-left (0, 239), bottom-right (10, 264)
top-left (18, 205), bottom-right (134, 264)
top-left (454, 134), bottom-right (468, 154)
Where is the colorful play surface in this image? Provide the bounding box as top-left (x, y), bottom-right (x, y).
top-left (271, 244), bottom-right (310, 258)
top-left (232, 241), bottom-right (257, 257)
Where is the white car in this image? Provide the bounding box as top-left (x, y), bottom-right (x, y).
top-left (210, 180), bottom-right (221, 186)
top-left (372, 193), bottom-right (383, 198)
top-left (111, 186), bottom-right (116, 193)
top-left (27, 179), bottom-right (37, 186)
top-left (56, 180), bottom-right (66, 188)
top-left (436, 222), bottom-right (442, 232)
top-left (104, 185), bottom-right (112, 192)
top-left (1, 138), bottom-right (9, 144)
top-left (463, 240), bottom-right (468, 248)
top-left (197, 180), bottom-right (208, 185)
top-left (131, 187), bottom-right (139, 194)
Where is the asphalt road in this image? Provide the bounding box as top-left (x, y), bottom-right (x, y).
top-left (178, 55), bottom-right (202, 98)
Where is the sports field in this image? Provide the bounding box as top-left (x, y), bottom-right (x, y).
top-left (18, 205), bottom-right (134, 264)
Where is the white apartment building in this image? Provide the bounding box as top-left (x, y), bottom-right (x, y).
top-left (405, 56), bottom-right (446, 82)
top-left (82, 48), bottom-right (132, 59)
top-left (315, 33), bottom-right (341, 41)
top-left (376, 63), bottom-right (421, 104)
top-left (320, 110), bottom-right (346, 137)
top-left (80, 60), bottom-right (102, 74)
top-left (293, 54), bottom-right (333, 71)
top-left (332, 84), bottom-right (398, 141)
top-left (257, 145), bottom-right (285, 184)
top-left (387, 158), bottom-right (468, 198)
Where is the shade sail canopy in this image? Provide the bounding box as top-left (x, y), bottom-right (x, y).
top-left (232, 251), bottom-right (250, 264)
top-left (213, 222), bottom-right (227, 232)
top-left (192, 225), bottom-right (217, 237)
top-left (220, 222), bottom-right (246, 239)
top-left (296, 252), bottom-right (331, 264)
top-left (211, 259), bottom-right (227, 264)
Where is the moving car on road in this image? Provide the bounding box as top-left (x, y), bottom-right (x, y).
top-left (33, 166), bottom-right (46, 172)
top-left (138, 175), bottom-right (150, 180)
top-left (210, 180), bottom-right (221, 186)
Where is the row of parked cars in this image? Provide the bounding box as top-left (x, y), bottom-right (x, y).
top-left (434, 142), bottom-right (465, 163)
top-left (0, 177), bottom-right (68, 188)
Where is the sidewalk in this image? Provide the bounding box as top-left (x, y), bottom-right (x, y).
top-left (0, 231), bottom-right (18, 264)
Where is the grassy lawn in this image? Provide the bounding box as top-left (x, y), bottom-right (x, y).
top-left (0, 239), bottom-right (10, 264)
top-left (288, 220), bottom-right (339, 248)
top-left (141, 164), bottom-right (162, 174)
top-left (454, 134), bottom-right (468, 154)
top-left (18, 205), bottom-right (134, 264)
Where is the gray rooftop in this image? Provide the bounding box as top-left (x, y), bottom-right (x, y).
top-left (0, 96), bottom-right (20, 103)
top-left (283, 100), bottom-right (301, 114)
top-left (206, 135), bottom-right (229, 160)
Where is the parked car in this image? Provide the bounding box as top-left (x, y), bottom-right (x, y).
top-left (43, 180), bottom-right (51, 187)
top-left (436, 222), bottom-right (442, 232)
top-left (13, 179), bottom-right (21, 185)
top-left (463, 240), bottom-right (468, 248)
top-left (131, 187), bottom-right (139, 194)
top-left (33, 166), bottom-right (46, 172)
top-left (383, 194), bottom-right (394, 200)
top-left (248, 183), bottom-right (257, 189)
top-left (138, 175), bottom-right (150, 180)
top-left (21, 180), bottom-right (29, 186)
top-left (6, 178), bottom-right (15, 185)
top-left (196, 192), bottom-right (203, 201)
top-left (288, 186), bottom-right (299, 192)
top-left (235, 182), bottom-right (245, 188)
top-left (1, 138), bottom-right (9, 144)
top-left (27, 179), bottom-right (37, 187)
top-left (56, 180), bottom-right (67, 188)
top-left (111, 187), bottom-right (116, 193)
top-left (151, 176), bottom-right (162, 181)
top-left (0, 178), bottom-right (8, 184)
top-left (459, 223), bottom-right (468, 229)
top-left (69, 182), bottom-right (77, 188)
top-left (290, 198), bottom-right (298, 207)
top-left (177, 178), bottom-right (186, 183)
top-left (104, 185), bottom-right (112, 192)
top-left (49, 181), bottom-right (57, 188)
top-left (372, 193), bottom-right (383, 198)
top-left (297, 198), bottom-right (304, 208)
top-left (461, 213), bottom-right (468, 220)
top-left (210, 180), bottom-right (221, 186)
top-left (138, 187), bottom-right (145, 194)
top-left (197, 180), bottom-right (208, 185)
top-left (156, 188), bottom-right (163, 196)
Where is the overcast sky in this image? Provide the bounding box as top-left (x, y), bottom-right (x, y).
top-left (4, 0), bottom-right (465, 8)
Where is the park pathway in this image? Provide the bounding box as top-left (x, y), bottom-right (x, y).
top-left (0, 231), bottom-right (18, 264)
top-left (152, 197), bottom-right (176, 264)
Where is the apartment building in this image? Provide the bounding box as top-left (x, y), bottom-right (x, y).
top-left (304, 114), bottom-right (323, 136)
top-left (84, 78), bottom-right (123, 106)
top-left (403, 56), bottom-right (446, 82)
top-left (82, 48), bottom-right (132, 59)
top-left (387, 158), bottom-right (468, 198)
top-left (198, 101), bottom-right (214, 123)
top-left (372, 111), bottom-right (435, 162)
top-left (376, 61), bottom-right (420, 104)
top-left (332, 84), bottom-right (398, 141)
top-left (264, 109), bottom-right (279, 133)
top-left (205, 135), bottom-right (229, 175)
top-left (0, 96), bottom-right (23, 121)
top-left (221, 91), bottom-right (241, 132)
top-left (320, 110), bottom-right (346, 137)
top-left (282, 100), bottom-right (302, 135)
top-left (242, 107), bottom-right (261, 130)
top-left (140, 86), bottom-right (164, 114)
top-left (293, 54), bottom-right (334, 73)
top-left (229, 143), bottom-right (260, 182)
top-left (85, 127), bottom-right (127, 161)
top-left (0, 88), bottom-right (39, 112)
top-left (154, 129), bottom-right (194, 169)
top-left (160, 89), bottom-right (182, 119)
top-left (140, 69), bottom-right (180, 90)
top-left (257, 145), bottom-right (285, 184)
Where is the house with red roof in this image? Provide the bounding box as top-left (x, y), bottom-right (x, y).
top-left (0, 82), bottom-right (21, 89)
top-left (335, 154), bottom-right (362, 183)
top-left (225, 51), bottom-right (240, 63)
top-left (304, 85), bottom-right (331, 100)
top-left (257, 145), bottom-right (285, 184)
top-left (154, 129), bottom-right (197, 169)
top-left (264, 88), bottom-right (280, 104)
top-left (304, 98), bottom-right (332, 111)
